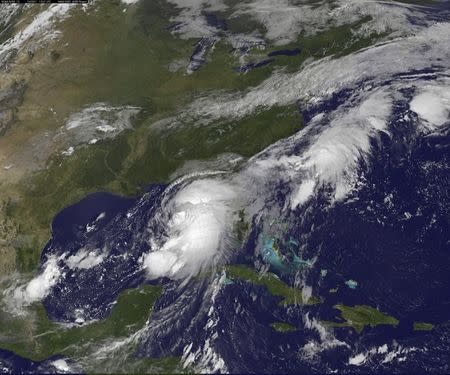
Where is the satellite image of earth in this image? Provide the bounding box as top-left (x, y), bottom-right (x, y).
top-left (0, 0), bottom-right (449, 373)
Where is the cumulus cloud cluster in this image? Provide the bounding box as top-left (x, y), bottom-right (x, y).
top-left (66, 249), bottom-right (105, 270)
top-left (186, 22), bottom-right (450, 121)
top-left (7, 256), bottom-right (63, 312)
top-left (348, 342), bottom-right (422, 367)
top-left (4, 248), bottom-right (108, 313)
top-left (250, 89), bottom-right (393, 209)
top-left (410, 79), bottom-right (450, 129)
top-left (142, 178), bottom-right (239, 279)
top-left (0, 4), bottom-right (73, 61)
top-left (162, 0), bottom-right (437, 47)
top-left (166, 0), bottom-right (228, 39)
top-left (62, 103), bottom-right (140, 148)
top-left (232, 0), bottom-right (431, 45)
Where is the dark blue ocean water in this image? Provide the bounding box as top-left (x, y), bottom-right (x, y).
top-left (41, 186), bottom-right (166, 322)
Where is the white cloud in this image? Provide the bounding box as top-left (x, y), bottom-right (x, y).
top-left (51, 359), bottom-right (71, 373)
top-left (18, 257), bottom-right (61, 302)
top-left (243, 88), bottom-right (392, 208)
top-left (164, 0), bottom-right (431, 46)
top-left (0, 4), bottom-right (21, 30)
top-left (301, 314), bottom-right (349, 359)
top-left (290, 179), bottom-right (315, 208)
top-left (0, 4), bottom-right (73, 60)
top-left (63, 103), bottom-right (140, 148)
top-left (142, 178), bottom-right (239, 279)
top-left (347, 343), bottom-right (422, 367)
top-left (185, 23), bottom-right (450, 121)
top-left (166, 0), bottom-right (227, 39)
top-left (66, 249), bottom-right (105, 270)
top-left (410, 80), bottom-right (450, 128)
top-left (291, 89), bottom-right (392, 206)
top-left (232, 0), bottom-right (429, 46)
top-left (349, 352), bottom-right (368, 366)
top-left (7, 256), bottom-right (63, 313)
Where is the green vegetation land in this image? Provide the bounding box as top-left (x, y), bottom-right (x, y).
top-left (226, 264), bottom-right (321, 305)
top-left (413, 322), bottom-right (434, 331)
top-left (270, 322), bottom-right (297, 332)
top-left (0, 284), bottom-right (163, 361)
top-left (241, 16), bottom-right (384, 74)
top-left (323, 304), bottom-right (399, 333)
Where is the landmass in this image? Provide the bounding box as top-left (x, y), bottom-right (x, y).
top-left (225, 264), bottom-right (321, 305)
top-left (323, 304), bottom-right (399, 333)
